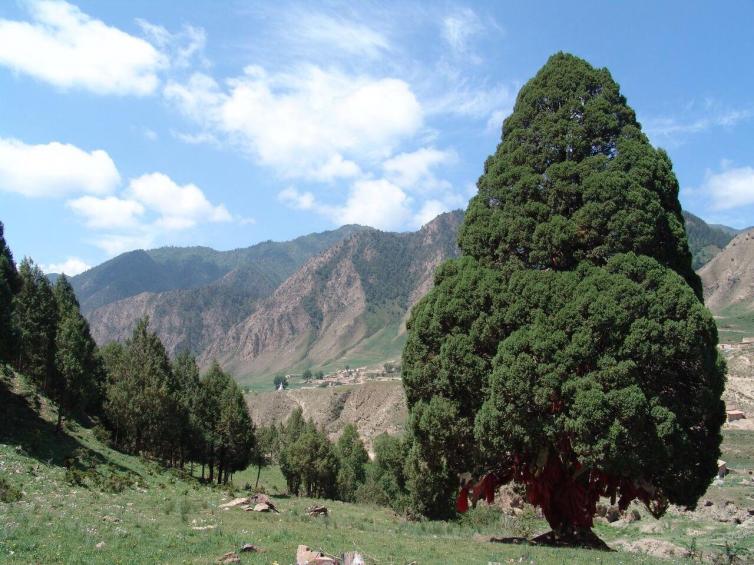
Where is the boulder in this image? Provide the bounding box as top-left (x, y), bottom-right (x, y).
top-left (240, 543), bottom-right (262, 553)
top-left (219, 497), bottom-right (249, 509)
top-left (306, 505), bottom-right (329, 517)
top-left (217, 552), bottom-right (240, 564)
top-left (296, 545), bottom-right (339, 565)
top-left (605, 506), bottom-right (621, 523)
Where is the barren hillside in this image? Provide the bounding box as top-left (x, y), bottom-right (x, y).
top-left (247, 380), bottom-right (407, 450)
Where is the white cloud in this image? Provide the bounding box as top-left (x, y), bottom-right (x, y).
top-left (65, 172), bottom-right (233, 256)
top-left (165, 65), bottom-right (423, 178)
top-left (279, 187), bottom-right (317, 211)
top-left (92, 233), bottom-right (155, 256)
top-left (292, 13), bottom-right (389, 59)
top-left (442, 8), bottom-right (481, 56)
top-left (42, 257), bottom-right (90, 276)
top-left (279, 180), bottom-right (413, 231)
top-left (0, 0), bottom-right (165, 95)
top-left (128, 172), bottom-right (231, 229)
top-left (700, 165), bottom-right (754, 210)
top-left (383, 147), bottom-right (456, 191)
top-left (136, 19), bottom-right (207, 70)
top-left (336, 179), bottom-right (413, 230)
top-left (0, 137), bottom-right (120, 197)
top-left (312, 154), bottom-right (362, 182)
top-left (67, 195), bottom-right (144, 229)
top-left (645, 108), bottom-right (753, 143)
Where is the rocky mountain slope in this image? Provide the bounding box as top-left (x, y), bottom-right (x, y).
top-left (80, 212), bottom-right (462, 380)
top-left (699, 228), bottom-right (754, 343)
top-left (203, 211), bottom-right (463, 377)
top-left (700, 228), bottom-right (754, 311)
top-left (72, 225), bottom-right (366, 314)
top-left (247, 381), bottom-right (407, 450)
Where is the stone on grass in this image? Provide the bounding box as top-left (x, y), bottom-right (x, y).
top-left (240, 543), bottom-right (262, 553)
top-left (296, 544), bottom-right (339, 565)
top-left (217, 551), bottom-right (240, 564)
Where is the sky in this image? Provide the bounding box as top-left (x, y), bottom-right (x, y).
top-left (1, 1), bottom-right (753, 276)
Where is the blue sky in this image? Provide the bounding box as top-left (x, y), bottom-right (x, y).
top-left (1, 0), bottom-right (753, 275)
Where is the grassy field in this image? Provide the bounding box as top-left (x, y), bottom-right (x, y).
top-left (2, 371), bottom-right (753, 564)
top-left (715, 303), bottom-right (754, 344)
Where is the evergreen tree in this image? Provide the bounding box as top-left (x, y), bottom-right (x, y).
top-left (14, 259), bottom-right (57, 391)
top-left (402, 53), bottom-right (725, 537)
top-left (172, 351), bottom-right (202, 467)
top-left (278, 407), bottom-right (307, 495)
top-left (335, 423), bottom-right (369, 501)
top-left (0, 221), bottom-right (20, 364)
top-left (195, 361), bottom-right (255, 483)
top-left (104, 317), bottom-right (181, 459)
top-left (53, 275), bottom-right (105, 426)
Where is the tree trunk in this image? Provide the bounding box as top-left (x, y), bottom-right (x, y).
top-left (56, 407), bottom-right (63, 433)
top-left (255, 465), bottom-right (262, 490)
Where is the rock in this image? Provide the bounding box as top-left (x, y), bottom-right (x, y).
top-left (613, 538), bottom-right (690, 559)
top-left (192, 524), bottom-right (217, 530)
top-left (101, 515), bottom-right (120, 523)
top-left (240, 543), bottom-right (262, 553)
top-left (219, 497), bottom-right (249, 509)
top-left (606, 506), bottom-right (621, 523)
top-left (704, 499), bottom-right (713, 507)
top-left (639, 523), bottom-right (662, 534)
top-left (95, 541), bottom-right (105, 549)
top-left (253, 502), bottom-right (272, 512)
top-left (307, 505), bottom-right (329, 517)
top-left (217, 551), bottom-right (240, 564)
top-left (595, 503), bottom-right (607, 517)
top-left (296, 544), bottom-right (339, 565)
top-left (625, 509), bottom-right (641, 522)
top-left (342, 552), bottom-right (365, 565)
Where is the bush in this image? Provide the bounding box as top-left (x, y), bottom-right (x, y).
top-left (0, 476), bottom-right (22, 503)
top-left (92, 424), bottom-right (112, 445)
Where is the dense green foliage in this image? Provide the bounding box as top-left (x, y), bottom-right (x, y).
top-left (335, 423), bottom-right (369, 502)
top-left (14, 259), bottom-right (58, 390)
top-left (53, 275), bottom-right (105, 424)
top-left (402, 53), bottom-right (725, 532)
top-left (0, 221), bottom-right (20, 363)
top-left (102, 320), bottom-right (256, 481)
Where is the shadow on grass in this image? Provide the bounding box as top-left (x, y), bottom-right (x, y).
top-left (0, 374), bottom-right (128, 475)
top-left (482, 530), bottom-right (614, 552)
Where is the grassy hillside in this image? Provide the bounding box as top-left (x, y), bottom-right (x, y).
top-left (1, 370), bottom-right (672, 565)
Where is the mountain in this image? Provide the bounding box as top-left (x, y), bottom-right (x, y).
top-left (699, 228), bottom-right (754, 342)
top-left (203, 211), bottom-right (463, 378)
top-left (682, 211), bottom-right (744, 270)
top-left (71, 225), bottom-right (367, 314)
top-left (80, 212), bottom-right (463, 381)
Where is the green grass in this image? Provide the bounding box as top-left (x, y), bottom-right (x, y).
top-left (715, 303), bottom-right (754, 344)
top-left (1, 370), bottom-right (752, 564)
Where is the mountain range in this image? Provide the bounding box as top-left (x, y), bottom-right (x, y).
top-left (72, 212), bottom-right (462, 383)
top-left (67, 209), bottom-right (751, 384)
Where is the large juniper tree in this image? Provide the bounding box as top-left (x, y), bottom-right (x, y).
top-left (402, 53), bottom-right (725, 538)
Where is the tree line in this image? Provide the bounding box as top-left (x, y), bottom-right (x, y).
top-left (257, 410), bottom-right (414, 510)
top-left (1, 222), bottom-right (256, 483)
